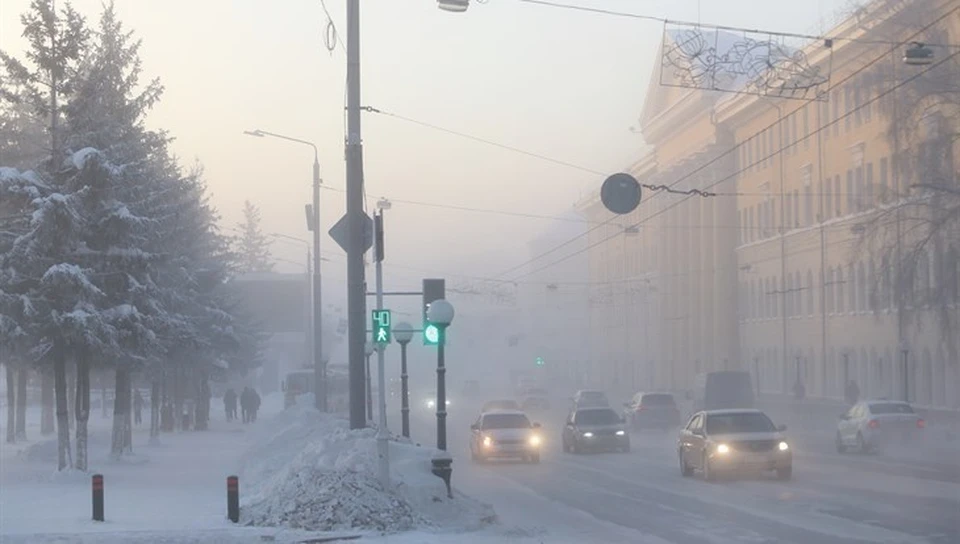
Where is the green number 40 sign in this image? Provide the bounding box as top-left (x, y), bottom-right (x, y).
top-left (372, 309), bottom-right (391, 344)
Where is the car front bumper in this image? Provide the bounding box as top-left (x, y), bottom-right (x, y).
top-left (480, 443), bottom-right (540, 457)
top-left (709, 450), bottom-right (792, 472)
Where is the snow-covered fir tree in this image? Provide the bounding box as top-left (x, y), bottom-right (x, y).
top-left (235, 200), bottom-right (275, 274)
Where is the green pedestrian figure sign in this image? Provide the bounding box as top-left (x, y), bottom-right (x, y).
top-left (372, 309), bottom-right (391, 344)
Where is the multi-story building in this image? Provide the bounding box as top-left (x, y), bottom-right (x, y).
top-left (579, 0), bottom-right (959, 407)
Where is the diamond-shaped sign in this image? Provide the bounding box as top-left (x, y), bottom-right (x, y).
top-left (328, 210), bottom-right (373, 254)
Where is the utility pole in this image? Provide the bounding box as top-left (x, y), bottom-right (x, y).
top-left (373, 209), bottom-right (389, 486)
top-left (345, 0), bottom-right (367, 429)
top-left (312, 156), bottom-right (325, 411)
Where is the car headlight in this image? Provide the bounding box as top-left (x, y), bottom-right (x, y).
top-left (529, 435), bottom-right (541, 447)
top-left (482, 436), bottom-right (492, 447)
top-left (778, 441), bottom-right (789, 451)
top-left (615, 430), bottom-right (626, 436)
top-left (582, 432), bottom-right (594, 438)
top-left (716, 443), bottom-right (730, 454)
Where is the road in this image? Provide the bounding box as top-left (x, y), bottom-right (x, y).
top-left (392, 393), bottom-right (960, 544)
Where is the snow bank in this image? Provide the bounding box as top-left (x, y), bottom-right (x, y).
top-left (238, 402), bottom-right (495, 534)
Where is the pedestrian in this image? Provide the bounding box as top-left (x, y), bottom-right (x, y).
top-left (250, 388), bottom-right (261, 422)
top-left (240, 387), bottom-right (252, 424)
top-left (224, 388), bottom-right (237, 421)
top-left (792, 380), bottom-right (806, 401)
top-left (133, 389), bottom-right (143, 426)
top-left (845, 380), bottom-right (860, 405)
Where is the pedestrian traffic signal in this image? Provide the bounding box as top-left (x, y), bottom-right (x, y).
top-left (422, 278), bottom-right (445, 345)
top-left (535, 356), bottom-right (545, 367)
top-left (372, 309), bottom-right (391, 344)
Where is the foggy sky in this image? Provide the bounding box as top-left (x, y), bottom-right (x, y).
top-left (0, 0), bottom-right (851, 308)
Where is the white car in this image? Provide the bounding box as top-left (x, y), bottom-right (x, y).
top-left (470, 410), bottom-right (543, 463)
top-left (836, 400), bottom-right (925, 453)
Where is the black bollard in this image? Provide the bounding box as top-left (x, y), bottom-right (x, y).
top-left (92, 474), bottom-right (104, 521)
top-left (430, 454), bottom-right (453, 499)
top-left (227, 475), bottom-right (239, 523)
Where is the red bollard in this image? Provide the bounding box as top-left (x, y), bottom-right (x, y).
top-left (92, 474), bottom-right (104, 521)
top-left (227, 475), bottom-right (239, 523)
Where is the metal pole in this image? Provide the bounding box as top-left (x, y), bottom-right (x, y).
top-left (400, 341), bottom-right (410, 438)
top-left (345, 0), bottom-right (367, 430)
top-left (365, 354), bottom-right (372, 421)
top-left (313, 156), bottom-right (325, 412)
top-left (436, 328), bottom-right (447, 451)
top-left (775, 103), bottom-right (789, 396)
top-left (374, 210), bottom-right (389, 486)
top-left (902, 350), bottom-right (909, 402)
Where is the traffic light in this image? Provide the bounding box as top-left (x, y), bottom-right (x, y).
top-left (422, 278), bottom-right (445, 345)
top-left (535, 356), bottom-right (545, 367)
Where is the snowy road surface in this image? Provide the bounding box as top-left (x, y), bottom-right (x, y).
top-left (398, 394), bottom-right (960, 544)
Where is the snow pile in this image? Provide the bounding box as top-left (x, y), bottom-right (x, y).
top-left (239, 403), bottom-right (495, 534)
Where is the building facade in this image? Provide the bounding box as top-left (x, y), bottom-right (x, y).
top-left (580, 0), bottom-right (960, 407)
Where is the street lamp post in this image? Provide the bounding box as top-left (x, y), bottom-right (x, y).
top-left (394, 322), bottom-right (414, 438)
top-left (364, 341), bottom-right (374, 422)
top-left (244, 129), bottom-right (326, 411)
top-left (427, 298), bottom-right (455, 498)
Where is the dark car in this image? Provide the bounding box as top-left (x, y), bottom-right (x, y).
top-left (562, 407), bottom-right (630, 454)
top-left (623, 392), bottom-right (682, 430)
top-left (693, 371), bottom-right (754, 412)
top-left (482, 399), bottom-right (521, 413)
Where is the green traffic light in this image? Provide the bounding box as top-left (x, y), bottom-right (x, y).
top-left (424, 324), bottom-right (440, 345)
top-left (535, 356), bottom-right (544, 366)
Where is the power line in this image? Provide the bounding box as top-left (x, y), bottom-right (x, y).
top-left (516, 0), bottom-right (960, 49)
top-left (502, 8), bottom-right (959, 281)
top-left (509, 41), bottom-right (960, 281)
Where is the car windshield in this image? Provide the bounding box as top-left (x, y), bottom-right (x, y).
top-left (484, 400), bottom-right (520, 411)
top-left (575, 409), bottom-right (620, 425)
top-left (870, 402), bottom-right (915, 414)
top-left (705, 412), bottom-right (775, 434)
top-left (578, 392), bottom-right (607, 402)
top-left (641, 394), bottom-right (675, 406)
top-left (482, 413), bottom-right (531, 429)
top-left (528, 388), bottom-right (548, 396)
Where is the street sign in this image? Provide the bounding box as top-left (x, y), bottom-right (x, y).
top-left (601, 173), bottom-right (642, 215)
top-left (328, 210), bottom-right (374, 254)
top-left (372, 309), bottom-right (391, 344)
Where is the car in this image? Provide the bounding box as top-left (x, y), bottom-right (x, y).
top-left (571, 390), bottom-right (610, 409)
top-left (562, 407), bottom-right (630, 453)
top-left (836, 400), bottom-right (925, 453)
top-left (481, 399), bottom-right (521, 412)
top-left (623, 392), bottom-right (682, 430)
top-left (469, 410), bottom-right (543, 463)
top-left (423, 391), bottom-right (451, 410)
top-left (677, 409), bottom-right (792, 481)
top-left (521, 387), bottom-right (551, 411)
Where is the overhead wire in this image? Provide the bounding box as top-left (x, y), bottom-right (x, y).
top-left (508, 28), bottom-right (960, 282)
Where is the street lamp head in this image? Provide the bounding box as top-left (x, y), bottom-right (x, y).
top-left (243, 130), bottom-right (265, 137)
top-left (365, 341), bottom-right (375, 356)
top-left (394, 321), bottom-right (414, 344)
top-left (376, 198), bottom-right (392, 210)
top-left (427, 299), bottom-right (455, 327)
top-left (903, 42), bottom-right (934, 66)
top-left (438, 0), bottom-right (469, 12)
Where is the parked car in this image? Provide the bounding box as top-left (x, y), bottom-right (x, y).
top-left (562, 407), bottom-right (630, 453)
top-left (678, 409), bottom-right (792, 481)
top-left (836, 400), bottom-right (925, 453)
top-left (469, 410), bottom-right (542, 463)
top-left (623, 392), bottom-right (682, 430)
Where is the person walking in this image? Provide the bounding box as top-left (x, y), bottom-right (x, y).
top-left (240, 387), bottom-right (252, 424)
top-left (133, 390), bottom-right (144, 426)
top-left (250, 388), bottom-right (261, 422)
top-left (224, 388), bottom-right (237, 421)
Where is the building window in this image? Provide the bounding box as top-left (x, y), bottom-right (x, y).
top-left (833, 90), bottom-right (841, 137)
top-left (791, 113), bottom-right (798, 155)
top-left (785, 193), bottom-right (792, 230)
top-left (845, 85), bottom-right (853, 131)
top-left (803, 166), bottom-right (813, 225)
top-left (857, 261), bottom-right (867, 313)
top-left (866, 162), bottom-right (874, 209)
top-left (826, 268), bottom-right (835, 313)
top-left (785, 274), bottom-right (793, 317)
top-left (846, 170), bottom-right (854, 215)
top-left (863, 79), bottom-right (872, 123)
top-left (747, 137), bottom-right (753, 171)
top-left (825, 177), bottom-right (833, 220)
top-left (854, 82), bottom-right (863, 126)
top-left (803, 105), bottom-right (810, 148)
top-left (768, 128), bottom-right (775, 165)
top-left (834, 175), bottom-right (841, 216)
top-left (807, 270), bottom-right (815, 315)
top-left (868, 259), bottom-right (877, 311)
top-left (882, 254), bottom-right (892, 309)
top-left (837, 267), bottom-right (845, 313)
top-left (855, 166), bottom-right (865, 211)
top-left (848, 263), bottom-right (857, 312)
top-left (761, 128), bottom-right (769, 168)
